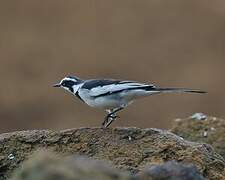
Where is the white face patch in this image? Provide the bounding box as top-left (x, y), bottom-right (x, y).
top-left (62, 86), bottom-right (70, 92)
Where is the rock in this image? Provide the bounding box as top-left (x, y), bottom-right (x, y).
top-left (11, 151), bottom-right (131, 180)
top-left (138, 160), bottom-right (205, 180)
top-left (11, 151), bottom-right (206, 180)
top-left (171, 114), bottom-right (225, 159)
top-left (0, 128), bottom-right (224, 179)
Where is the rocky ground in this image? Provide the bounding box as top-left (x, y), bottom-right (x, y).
top-left (0, 115), bottom-right (225, 180)
top-left (11, 151), bottom-right (205, 180)
top-left (171, 113), bottom-right (225, 159)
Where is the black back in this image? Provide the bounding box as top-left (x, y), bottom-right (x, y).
top-left (82, 79), bottom-right (136, 90)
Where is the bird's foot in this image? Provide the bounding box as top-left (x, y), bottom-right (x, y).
top-left (108, 113), bottom-right (119, 119)
top-left (102, 113), bottom-right (119, 128)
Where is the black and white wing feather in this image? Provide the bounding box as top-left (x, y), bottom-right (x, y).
top-left (81, 79), bottom-right (156, 97)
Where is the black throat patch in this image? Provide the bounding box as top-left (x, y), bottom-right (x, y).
top-left (68, 87), bottom-right (74, 93)
top-left (75, 91), bottom-right (85, 103)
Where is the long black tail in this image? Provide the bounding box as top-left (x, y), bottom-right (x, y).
top-left (154, 87), bottom-right (207, 94)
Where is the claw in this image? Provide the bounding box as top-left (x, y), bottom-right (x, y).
top-left (102, 107), bottom-right (124, 128)
top-left (102, 114), bottom-right (113, 127)
top-left (101, 113), bottom-right (117, 128)
top-left (108, 114), bottom-right (117, 119)
top-left (101, 121), bottom-right (106, 128)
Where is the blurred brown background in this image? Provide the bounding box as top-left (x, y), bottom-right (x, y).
top-left (0, 0), bottom-right (224, 133)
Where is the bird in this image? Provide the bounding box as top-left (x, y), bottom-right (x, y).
top-left (53, 75), bottom-right (206, 128)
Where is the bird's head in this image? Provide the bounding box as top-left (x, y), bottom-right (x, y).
top-left (53, 75), bottom-right (83, 93)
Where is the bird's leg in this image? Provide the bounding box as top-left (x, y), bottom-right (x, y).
top-left (108, 107), bottom-right (123, 118)
top-left (102, 109), bottom-right (116, 127)
top-left (102, 109), bottom-right (112, 127)
top-left (103, 107), bottom-right (124, 128)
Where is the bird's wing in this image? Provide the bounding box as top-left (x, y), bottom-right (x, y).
top-left (81, 79), bottom-right (156, 97)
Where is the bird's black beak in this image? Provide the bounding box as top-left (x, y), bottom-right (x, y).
top-left (53, 83), bottom-right (61, 87)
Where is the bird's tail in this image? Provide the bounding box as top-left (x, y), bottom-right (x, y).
top-left (154, 87), bottom-right (207, 94)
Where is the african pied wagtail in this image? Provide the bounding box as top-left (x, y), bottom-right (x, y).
top-left (53, 75), bottom-right (206, 128)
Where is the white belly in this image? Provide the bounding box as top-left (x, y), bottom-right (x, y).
top-left (78, 88), bottom-right (155, 109)
top-left (78, 90), bottom-right (129, 109)
top-left (86, 95), bottom-right (128, 109)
